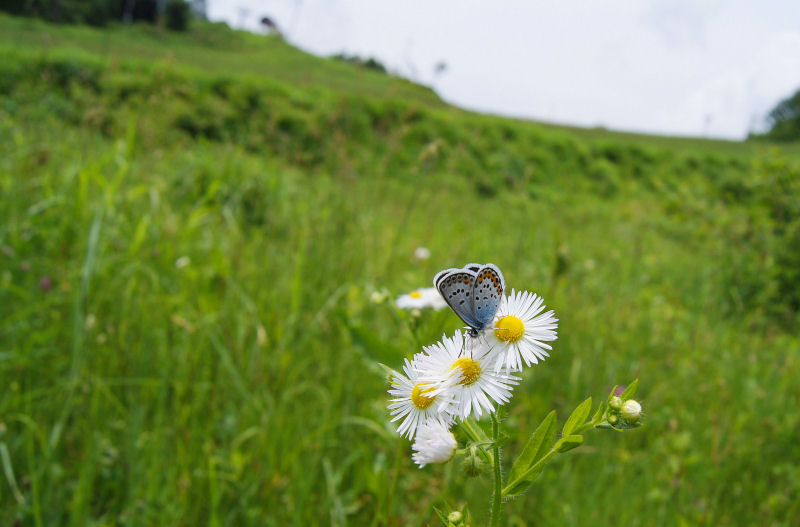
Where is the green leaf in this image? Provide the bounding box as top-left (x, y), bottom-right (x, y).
top-left (374, 362), bottom-right (395, 379)
top-left (503, 464), bottom-right (546, 497)
top-left (554, 434), bottom-right (584, 453)
top-left (433, 506), bottom-right (449, 526)
top-left (619, 379), bottom-right (639, 400)
top-left (598, 421), bottom-right (642, 431)
top-left (507, 410), bottom-right (556, 487)
top-left (495, 404), bottom-right (509, 421)
top-left (591, 400), bottom-right (605, 424)
top-left (562, 397), bottom-right (592, 436)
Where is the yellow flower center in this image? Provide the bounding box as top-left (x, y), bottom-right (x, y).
top-left (409, 291), bottom-right (423, 298)
top-left (450, 357), bottom-right (482, 386)
top-left (494, 315), bottom-right (525, 342)
top-left (411, 383), bottom-right (436, 409)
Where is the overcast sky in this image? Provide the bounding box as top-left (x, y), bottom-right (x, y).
top-left (207, 1), bottom-right (800, 140)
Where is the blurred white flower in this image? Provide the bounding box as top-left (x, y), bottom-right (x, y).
top-left (413, 246), bottom-right (431, 260)
top-left (412, 420), bottom-right (457, 468)
top-left (488, 289), bottom-right (559, 373)
top-left (369, 288), bottom-right (390, 303)
top-left (396, 287), bottom-right (447, 310)
top-left (175, 256), bottom-right (191, 269)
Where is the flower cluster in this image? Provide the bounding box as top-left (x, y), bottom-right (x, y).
top-left (606, 392), bottom-right (644, 428)
top-left (388, 289), bottom-right (558, 467)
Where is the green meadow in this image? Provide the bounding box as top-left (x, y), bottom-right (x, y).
top-left (1, 14), bottom-right (800, 526)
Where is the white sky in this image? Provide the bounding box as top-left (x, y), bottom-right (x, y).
top-left (207, 1), bottom-right (800, 139)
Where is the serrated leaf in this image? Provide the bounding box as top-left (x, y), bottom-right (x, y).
top-left (562, 397), bottom-right (592, 437)
top-left (619, 379), bottom-right (639, 400)
top-left (507, 410), bottom-right (556, 487)
top-left (554, 434), bottom-right (584, 453)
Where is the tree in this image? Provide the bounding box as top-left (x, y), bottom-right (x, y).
top-left (763, 87), bottom-right (800, 141)
top-left (164, 0), bottom-right (189, 31)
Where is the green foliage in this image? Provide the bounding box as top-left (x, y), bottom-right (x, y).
top-left (553, 434), bottom-right (584, 453)
top-left (1, 13), bottom-right (800, 526)
top-left (562, 396), bottom-right (592, 436)
top-left (504, 410), bottom-right (557, 497)
top-left (761, 87), bottom-right (800, 142)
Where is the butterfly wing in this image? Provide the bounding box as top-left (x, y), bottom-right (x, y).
top-left (434, 268), bottom-right (482, 329)
top-left (463, 263), bottom-right (483, 273)
top-left (473, 264), bottom-right (505, 329)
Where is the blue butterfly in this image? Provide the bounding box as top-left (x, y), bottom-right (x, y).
top-left (434, 263), bottom-right (505, 338)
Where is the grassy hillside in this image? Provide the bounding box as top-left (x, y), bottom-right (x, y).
top-left (1, 14), bottom-right (800, 526)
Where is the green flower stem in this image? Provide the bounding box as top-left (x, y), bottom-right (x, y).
top-left (489, 413), bottom-right (503, 527)
top-left (576, 413), bottom-right (606, 435)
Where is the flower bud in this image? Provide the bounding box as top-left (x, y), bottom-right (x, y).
top-left (447, 511), bottom-right (464, 524)
top-left (461, 446), bottom-right (484, 478)
top-left (621, 399), bottom-right (642, 423)
top-left (608, 414), bottom-right (618, 425)
top-left (609, 396), bottom-right (623, 410)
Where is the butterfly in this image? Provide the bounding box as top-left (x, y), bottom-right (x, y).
top-left (433, 263), bottom-right (505, 338)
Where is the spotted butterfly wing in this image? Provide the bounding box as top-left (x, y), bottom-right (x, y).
top-left (433, 267), bottom-right (482, 329)
top-left (473, 264), bottom-right (505, 328)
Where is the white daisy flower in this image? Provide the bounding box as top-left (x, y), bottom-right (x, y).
top-left (412, 420), bottom-right (457, 468)
top-left (395, 287), bottom-right (447, 310)
top-left (417, 331), bottom-right (519, 419)
top-left (387, 354), bottom-right (455, 439)
top-left (488, 289), bottom-right (559, 373)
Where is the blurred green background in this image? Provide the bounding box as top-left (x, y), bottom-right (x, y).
top-left (1, 11), bottom-right (800, 526)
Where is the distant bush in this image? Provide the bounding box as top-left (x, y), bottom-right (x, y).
top-left (757, 87), bottom-right (800, 142)
top-left (332, 54), bottom-right (387, 74)
top-left (165, 0), bottom-right (190, 31)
